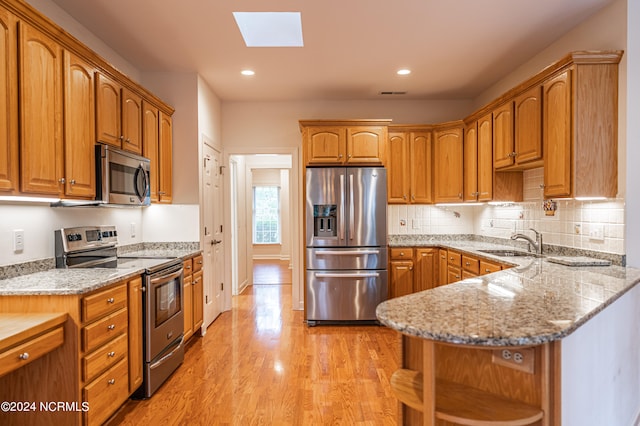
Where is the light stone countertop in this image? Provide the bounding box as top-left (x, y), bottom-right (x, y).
top-left (0, 247), bottom-right (202, 296)
top-left (376, 238), bottom-right (640, 346)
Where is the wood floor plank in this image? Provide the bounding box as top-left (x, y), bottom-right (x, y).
top-left (109, 283), bottom-right (401, 425)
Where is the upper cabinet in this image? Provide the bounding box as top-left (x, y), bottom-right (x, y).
top-left (387, 127), bottom-right (432, 204)
top-left (18, 21), bottom-right (63, 196)
top-left (464, 113), bottom-right (492, 202)
top-left (158, 112), bottom-right (173, 203)
top-left (300, 120), bottom-right (391, 166)
top-left (96, 73), bottom-right (143, 155)
top-left (143, 101), bottom-right (160, 202)
top-left (542, 55), bottom-right (619, 199)
top-left (433, 123), bottom-right (464, 203)
top-left (63, 51), bottom-right (96, 198)
top-left (492, 102), bottom-right (514, 169)
top-left (514, 85), bottom-right (543, 166)
top-left (0, 8), bottom-right (18, 193)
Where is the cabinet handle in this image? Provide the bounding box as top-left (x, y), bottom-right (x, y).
top-left (18, 352), bottom-right (29, 360)
top-left (539, 184), bottom-right (545, 189)
top-left (348, 154), bottom-right (352, 158)
top-left (338, 154), bottom-right (343, 158)
top-left (197, 260), bottom-right (203, 265)
top-left (69, 179), bottom-right (76, 185)
top-left (400, 252), bottom-right (405, 256)
top-left (185, 265), bottom-right (192, 270)
top-left (403, 195), bottom-right (407, 200)
top-left (107, 324), bottom-right (115, 330)
top-left (108, 379), bottom-right (115, 385)
top-left (193, 279), bottom-right (199, 285)
top-left (126, 138), bottom-right (131, 143)
top-left (107, 297), bottom-right (115, 303)
top-left (108, 351), bottom-right (116, 357)
top-left (455, 275), bottom-right (460, 279)
top-left (119, 135), bottom-right (124, 141)
top-left (465, 261), bottom-right (470, 266)
top-left (58, 177), bottom-right (65, 184)
top-left (458, 193), bottom-right (462, 199)
top-left (450, 256), bottom-right (454, 261)
top-left (411, 195), bottom-right (415, 201)
top-left (485, 269), bottom-right (491, 273)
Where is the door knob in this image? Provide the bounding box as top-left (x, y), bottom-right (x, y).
top-left (211, 239), bottom-right (222, 245)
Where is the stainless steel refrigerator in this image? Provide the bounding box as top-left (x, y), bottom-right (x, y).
top-left (305, 167), bottom-right (388, 324)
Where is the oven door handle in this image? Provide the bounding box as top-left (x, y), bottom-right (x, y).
top-left (150, 267), bottom-right (183, 285)
top-left (150, 336), bottom-right (184, 369)
top-left (314, 272), bottom-right (380, 279)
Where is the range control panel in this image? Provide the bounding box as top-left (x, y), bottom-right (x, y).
top-left (56, 225), bottom-right (118, 253)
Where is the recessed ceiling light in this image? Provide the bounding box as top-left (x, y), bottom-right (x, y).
top-left (233, 12), bottom-right (304, 47)
top-left (241, 69), bottom-right (255, 76)
top-left (397, 69), bottom-right (411, 75)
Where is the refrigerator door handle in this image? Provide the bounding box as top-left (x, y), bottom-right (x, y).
top-left (349, 173), bottom-right (354, 240)
top-left (339, 174), bottom-right (345, 241)
top-left (314, 272), bottom-right (380, 279)
top-left (315, 250), bottom-right (380, 256)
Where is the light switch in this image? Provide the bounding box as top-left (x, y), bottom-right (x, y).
top-left (13, 229), bottom-right (24, 252)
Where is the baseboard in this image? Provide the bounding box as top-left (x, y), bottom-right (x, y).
top-left (252, 255), bottom-right (291, 261)
top-left (238, 279), bottom-right (249, 294)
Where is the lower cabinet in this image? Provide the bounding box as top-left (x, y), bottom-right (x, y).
top-left (183, 254), bottom-right (204, 341)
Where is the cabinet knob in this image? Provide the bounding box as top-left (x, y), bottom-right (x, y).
top-left (485, 269), bottom-right (491, 273)
top-left (58, 178), bottom-right (65, 184)
top-left (348, 154), bottom-right (352, 158)
top-left (108, 379), bottom-right (115, 385)
top-left (70, 179), bottom-right (76, 185)
top-left (119, 135), bottom-right (124, 141)
top-left (338, 154), bottom-right (343, 158)
top-left (411, 195), bottom-right (415, 201)
top-left (403, 195), bottom-right (407, 200)
top-left (458, 193), bottom-right (462, 199)
top-left (107, 297), bottom-right (115, 303)
top-left (465, 261), bottom-right (470, 266)
top-left (126, 138), bottom-right (131, 143)
top-left (108, 351), bottom-right (116, 357)
top-left (186, 265), bottom-right (192, 270)
top-left (107, 324), bottom-right (115, 330)
top-left (400, 252), bottom-right (405, 256)
top-left (18, 352), bottom-right (29, 360)
top-left (539, 184), bottom-right (546, 189)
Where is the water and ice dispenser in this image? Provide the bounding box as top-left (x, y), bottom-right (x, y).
top-left (313, 204), bottom-right (337, 238)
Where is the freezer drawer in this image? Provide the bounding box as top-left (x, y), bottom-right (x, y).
top-left (306, 247), bottom-right (387, 270)
top-left (306, 270), bottom-right (388, 322)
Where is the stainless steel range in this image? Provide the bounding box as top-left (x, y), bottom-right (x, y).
top-left (55, 225), bottom-right (185, 398)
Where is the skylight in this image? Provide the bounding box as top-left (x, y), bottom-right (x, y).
top-left (233, 12), bottom-right (304, 47)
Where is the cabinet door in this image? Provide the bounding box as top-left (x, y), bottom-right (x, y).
top-left (0, 9), bottom-right (18, 192)
top-left (95, 73), bottom-right (122, 147)
top-left (158, 112), bottom-right (173, 203)
top-left (305, 127), bottom-right (346, 164)
top-left (410, 132), bottom-right (432, 203)
top-left (414, 248), bottom-right (437, 292)
top-left (463, 122), bottom-right (478, 201)
top-left (387, 132), bottom-right (409, 203)
top-left (390, 261), bottom-right (414, 298)
top-left (447, 265), bottom-right (462, 284)
top-left (477, 113), bottom-right (493, 201)
top-left (433, 127), bottom-right (463, 202)
top-left (127, 277), bottom-right (143, 394)
top-left (514, 85), bottom-right (542, 164)
top-left (346, 126), bottom-right (386, 165)
top-left (19, 22), bottom-right (63, 195)
top-left (122, 88), bottom-right (142, 154)
top-left (63, 51), bottom-right (96, 198)
top-left (543, 70), bottom-right (572, 198)
top-left (438, 249), bottom-right (448, 287)
top-left (493, 102), bottom-right (515, 169)
top-left (142, 101), bottom-right (160, 202)
top-left (183, 274), bottom-right (193, 341)
top-left (193, 270), bottom-right (203, 331)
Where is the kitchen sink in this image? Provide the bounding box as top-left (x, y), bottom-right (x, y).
top-left (478, 249), bottom-right (541, 257)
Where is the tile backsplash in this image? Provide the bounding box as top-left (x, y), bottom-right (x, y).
top-left (388, 168), bottom-right (625, 255)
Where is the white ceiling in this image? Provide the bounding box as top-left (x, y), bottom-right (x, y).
top-left (48, 0), bottom-right (614, 102)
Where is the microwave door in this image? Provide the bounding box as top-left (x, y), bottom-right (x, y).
top-left (134, 164), bottom-right (150, 203)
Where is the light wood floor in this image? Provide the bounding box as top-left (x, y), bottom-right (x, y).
top-left (110, 263), bottom-right (401, 425)
top-left (252, 259), bottom-right (292, 285)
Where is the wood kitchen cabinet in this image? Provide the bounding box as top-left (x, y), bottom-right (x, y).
top-left (514, 85), bottom-right (543, 166)
top-left (463, 113), bottom-right (492, 202)
top-left (158, 112), bottom-right (173, 203)
top-left (18, 21), bottom-right (63, 196)
top-left (0, 8), bottom-right (18, 193)
top-left (183, 254), bottom-right (204, 341)
top-left (300, 120), bottom-right (391, 166)
top-left (63, 51), bottom-right (96, 199)
top-left (127, 277), bottom-right (143, 394)
top-left (414, 248), bottom-right (437, 292)
top-left (438, 248), bottom-right (448, 287)
top-left (433, 123), bottom-right (464, 203)
top-left (492, 101), bottom-right (514, 169)
top-left (388, 128), bottom-right (432, 204)
top-left (96, 72), bottom-right (143, 155)
top-left (390, 248), bottom-right (414, 299)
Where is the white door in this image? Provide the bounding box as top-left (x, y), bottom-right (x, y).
top-left (203, 143), bottom-right (224, 329)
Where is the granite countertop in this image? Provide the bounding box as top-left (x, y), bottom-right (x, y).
top-left (0, 245), bottom-right (202, 296)
top-left (376, 237), bottom-right (640, 347)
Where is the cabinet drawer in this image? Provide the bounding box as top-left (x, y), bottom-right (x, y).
top-left (0, 327), bottom-right (64, 378)
top-left (82, 308), bottom-right (128, 353)
top-left (82, 283), bottom-right (127, 323)
top-left (447, 251), bottom-right (461, 267)
top-left (390, 248), bottom-right (414, 260)
top-left (462, 255), bottom-right (480, 274)
top-left (447, 265), bottom-right (462, 284)
top-left (83, 356), bottom-right (129, 426)
top-left (192, 254), bottom-right (204, 273)
top-left (82, 333), bottom-right (127, 383)
top-left (480, 260), bottom-right (502, 275)
top-left (183, 258), bottom-right (193, 275)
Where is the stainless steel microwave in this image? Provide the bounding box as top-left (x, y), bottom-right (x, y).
top-left (96, 144), bottom-right (151, 206)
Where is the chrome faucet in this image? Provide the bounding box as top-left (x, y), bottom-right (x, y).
top-left (511, 228), bottom-right (543, 255)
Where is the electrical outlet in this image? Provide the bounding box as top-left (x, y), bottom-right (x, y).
top-left (589, 224), bottom-right (605, 242)
top-left (574, 224), bottom-right (581, 234)
top-left (492, 347), bottom-right (535, 373)
top-left (13, 229), bottom-right (24, 252)
top-left (130, 222), bottom-right (136, 238)
top-left (400, 219), bottom-right (406, 227)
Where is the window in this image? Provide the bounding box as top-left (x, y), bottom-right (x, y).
top-left (253, 186), bottom-right (280, 244)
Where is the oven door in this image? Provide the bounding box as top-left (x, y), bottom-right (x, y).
top-left (145, 263), bottom-right (184, 361)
